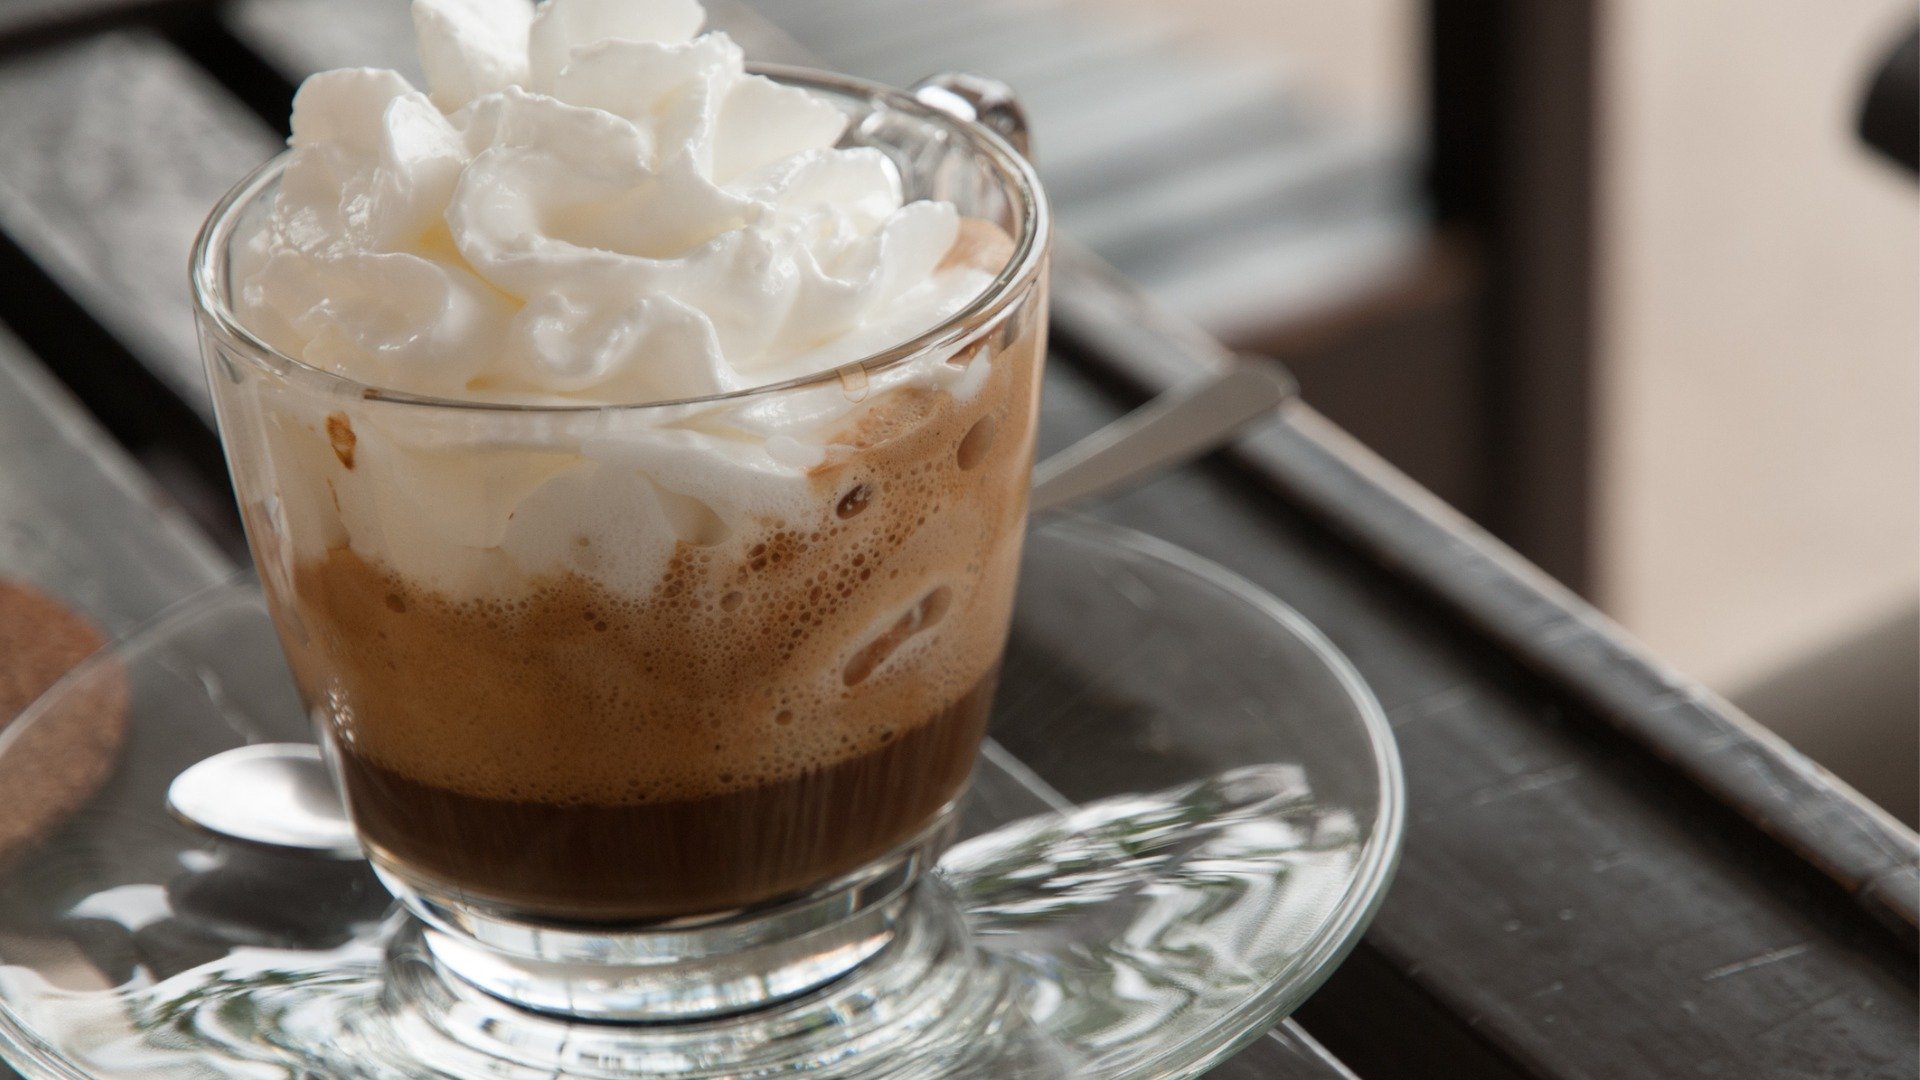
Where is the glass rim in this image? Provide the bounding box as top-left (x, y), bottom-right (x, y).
top-left (189, 62), bottom-right (1050, 415)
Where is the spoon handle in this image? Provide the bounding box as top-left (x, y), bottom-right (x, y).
top-left (1029, 361), bottom-right (1296, 514)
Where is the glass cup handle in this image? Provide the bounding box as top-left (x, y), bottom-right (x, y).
top-left (912, 72), bottom-right (1033, 161)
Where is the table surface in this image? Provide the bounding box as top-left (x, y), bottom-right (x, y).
top-left (0, 4), bottom-right (1913, 1078)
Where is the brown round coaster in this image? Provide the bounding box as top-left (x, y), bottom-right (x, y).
top-left (0, 579), bottom-right (129, 869)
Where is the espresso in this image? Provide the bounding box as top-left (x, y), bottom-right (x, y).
top-left (337, 668), bottom-right (993, 921)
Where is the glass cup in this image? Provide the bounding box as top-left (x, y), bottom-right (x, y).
top-left (191, 68), bottom-right (1048, 1022)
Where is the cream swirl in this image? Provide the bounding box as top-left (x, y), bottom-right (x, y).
top-left (238, 0), bottom-right (990, 404)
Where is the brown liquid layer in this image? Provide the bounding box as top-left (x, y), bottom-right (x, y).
top-left (341, 668), bottom-right (994, 920)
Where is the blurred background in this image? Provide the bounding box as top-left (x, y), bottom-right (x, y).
top-left (723, 0), bottom-right (1919, 824)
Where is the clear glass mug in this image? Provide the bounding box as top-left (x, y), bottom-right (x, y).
top-left (192, 68), bottom-right (1048, 1020)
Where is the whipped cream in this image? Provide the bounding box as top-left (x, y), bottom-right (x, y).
top-left (231, 0), bottom-right (1028, 605)
top-left (239, 0), bottom-right (993, 405)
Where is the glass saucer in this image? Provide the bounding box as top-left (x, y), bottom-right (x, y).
top-left (0, 517), bottom-right (1402, 1079)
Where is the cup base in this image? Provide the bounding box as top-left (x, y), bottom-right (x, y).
top-left (369, 808), bottom-right (955, 1022)
top-left (360, 880), bottom-right (1020, 1079)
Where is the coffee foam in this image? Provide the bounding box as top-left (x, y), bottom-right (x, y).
top-left (268, 286), bottom-right (1042, 805)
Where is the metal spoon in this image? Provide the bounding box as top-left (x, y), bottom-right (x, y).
top-left (1029, 362), bottom-right (1293, 513)
top-left (165, 359), bottom-right (1296, 857)
top-left (168, 742), bottom-right (361, 859)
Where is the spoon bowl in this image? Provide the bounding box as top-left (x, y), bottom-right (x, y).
top-left (167, 742), bottom-right (359, 858)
